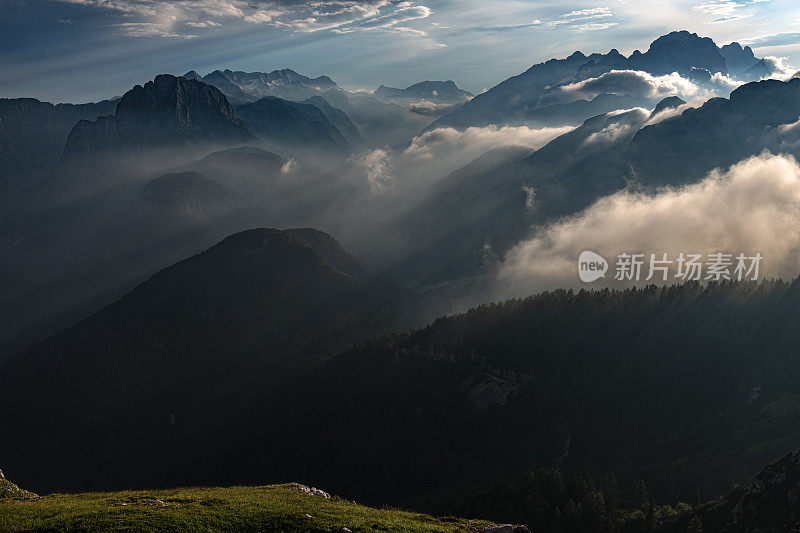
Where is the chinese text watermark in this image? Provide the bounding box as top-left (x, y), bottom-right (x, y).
top-left (579, 251), bottom-right (762, 283)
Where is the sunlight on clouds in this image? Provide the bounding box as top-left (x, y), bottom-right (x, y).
top-left (49, 0), bottom-right (434, 38)
top-left (497, 152), bottom-right (800, 297)
top-left (561, 70), bottom-right (700, 99)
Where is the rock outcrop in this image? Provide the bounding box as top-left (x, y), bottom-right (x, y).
top-left (0, 468), bottom-right (37, 499)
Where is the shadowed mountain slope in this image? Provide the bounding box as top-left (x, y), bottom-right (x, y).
top-left (0, 98), bottom-right (117, 194)
top-left (0, 228), bottom-right (410, 494)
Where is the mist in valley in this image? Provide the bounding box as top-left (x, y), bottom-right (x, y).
top-left (7, 27), bottom-right (800, 531)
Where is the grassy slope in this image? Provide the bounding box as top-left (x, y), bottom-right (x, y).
top-left (0, 483), bottom-right (494, 532)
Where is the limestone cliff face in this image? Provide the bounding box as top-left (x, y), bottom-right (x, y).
top-left (115, 74), bottom-right (249, 147)
top-left (46, 75), bottom-right (253, 197)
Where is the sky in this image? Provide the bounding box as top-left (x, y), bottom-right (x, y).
top-left (2, 0), bottom-right (800, 103)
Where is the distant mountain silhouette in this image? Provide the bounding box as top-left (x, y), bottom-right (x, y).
top-left (720, 41), bottom-right (760, 78)
top-left (0, 98), bottom-right (117, 194)
top-left (190, 68), bottom-right (338, 104)
top-left (320, 88), bottom-right (435, 146)
top-left (629, 30), bottom-right (727, 75)
top-left (236, 96), bottom-right (352, 156)
top-left (0, 143), bottom-right (363, 366)
top-left (187, 146), bottom-right (360, 226)
top-left (745, 58), bottom-right (774, 80)
top-left (427, 31), bottom-right (757, 131)
top-left (375, 81), bottom-right (473, 104)
top-left (44, 74), bottom-right (252, 200)
top-left (139, 171), bottom-right (242, 217)
top-left (303, 95), bottom-right (366, 149)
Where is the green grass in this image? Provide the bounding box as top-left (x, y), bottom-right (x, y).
top-left (0, 483), bottom-right (495, 532)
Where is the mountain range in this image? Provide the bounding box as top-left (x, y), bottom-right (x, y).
top-left (387, 76), bottom-right (800, 287)
top-left (4, 28), bottom-right (800, 532)
top-left (236, 96), bottom-right (352, 156)
top-left (184, 68), bottom-right (338, 104)
top-left (374, 80), bottom-right (474, 104)
top-left (426, 31), bottom-right (771, 132)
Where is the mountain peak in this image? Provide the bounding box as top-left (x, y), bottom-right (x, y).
top-left (638, 29), bottom-right (727, 75)
top-left (191, 68), bottom-right (338, 104)
top-left (374, 80), bottom-right (473, 102)
top-left (652, 95), bottom-right (686, 116)
top-left (720, 41), bottom-right (759, 75)
top-left (46, 74), bottom-right (252, 197)
top-left (114, 74), bottom-right (249, 146)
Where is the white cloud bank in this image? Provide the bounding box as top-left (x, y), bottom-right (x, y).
top-left (561, 70), bottom-right (700, 99)
top-left (404, 124), bottom-right (573, 161)
top-left (351, 124), bottom-right (573, 197)
top-left (496, 152), bottom-right (800, 297)
top-left (761, 56), bottom-right (798, 80)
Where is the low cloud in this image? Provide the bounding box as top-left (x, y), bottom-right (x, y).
top-left (709, 72), bottom-right (745, 91)
top-left (584, 122), bottom-right (634, 145)
top-left (351, 148), bottom-right (394, 194)
top-left (645, 96), bottom-right (714, 126)
top-left (561, 70), bottom-right (699, 99)
top-left (496, 152), bottom-right (800, 297)
top-left (760, 56), bottom-right (798, 80)
top-left (404, 124), bottom-right (572, 164)
top-left (408, 100), bottom-right (452, 115)
top-left (348, 124), bottom-right (572, 199)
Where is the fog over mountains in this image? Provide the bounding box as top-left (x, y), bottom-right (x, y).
top-left (4, 28), bottom-right (800, 531)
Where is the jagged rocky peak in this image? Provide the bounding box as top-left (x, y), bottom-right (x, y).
top-left (638, 30), bottom-right (727, 75)
top-left (720, 41), bottom-right (759, 74)
top-left (47, 74), bottom-right (252, 195)
top-left (192, 68), bottom-right (339, 103)
top-left (567, 50), bottom-right (587, 61)
top-left (374, 80), bottom-right (473, 101)
top-left (182, 70), bottom-right (203, 80)
top-left (114, 74), bottom-right (248, 146)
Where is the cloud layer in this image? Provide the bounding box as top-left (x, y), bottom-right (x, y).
top-left (496, 152), bottom-right (800, 297)
top-left (53, 0), bottom-right (433, 38)
top-left (561, 70), bottom-right (699, 99)
top-left (348, 124), bottom-right (573, 198)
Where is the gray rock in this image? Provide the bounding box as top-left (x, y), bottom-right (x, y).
top-left (291, 483), bottom-right (331, 498)
top-left (484, 525), bottom-right (531, 533)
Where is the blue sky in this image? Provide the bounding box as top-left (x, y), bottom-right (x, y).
top-left (2, 0), bottom-right (800, 103)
